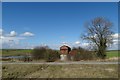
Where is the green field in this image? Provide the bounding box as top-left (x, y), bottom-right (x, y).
top-left (1, 49), bottom-right (119, 59)
top-left (106, 50), bottom-right (120, 58)
top-left (1, 49), bottom-right (32, 56)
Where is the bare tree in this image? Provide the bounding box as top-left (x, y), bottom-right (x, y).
top-left (82, 17), bottom-right (114, 59)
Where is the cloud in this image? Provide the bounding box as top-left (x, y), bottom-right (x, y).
top-left (0, 29), bottom-right (24, 49)
top-left (0, 28), bottom-right (3, 36)
top-left (9, 31), bottom-right (17, 37)
top-left (89, 33), bottom-right (120, 39)
top-left (1, 36), bottom-right (25, 44)
top-left (112, 39), bottom-right (120, 45)
top-left (21, 32), bottom-right (34, 37)
top-left (0, 29), bottom-right (35, 49)
top-left (83, 33), bottom-right (120, 50)
top-left (112, 33), bottom-right (120, 45)
top-left (62, 33), bottom-right (120, 50)
top-left (0, 36), bottom-right (4, 39)
top-left (75, 41), bottom-right (80, 44)
top-left (0, 36), bottom-right (26, 49)
top-left (81, 43), bottom-right (89, 46)
top-left (112, 33), bottom-right (120, 39)
top-left (80, 33), bottom-right (120, 50)
top-left (78, 42), bottom-right (90, 49)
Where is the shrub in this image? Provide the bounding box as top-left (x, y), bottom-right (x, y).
top-left (71, 47), bottom-right (95, 61)
top-left (45, 49), bottom-right (60, 62)
top-left (31, 46), bottom-right (60, 61)
top-left (79, 51), bottom-right (94, 60)
top-left (74, 52), bottom-right (81, 61)
top-left (31, 46), bottom-right (48, 60)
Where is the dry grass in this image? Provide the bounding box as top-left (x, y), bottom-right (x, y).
top-left (2, 64), bottom-right (118, 78)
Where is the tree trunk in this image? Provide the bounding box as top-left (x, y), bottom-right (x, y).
top-left (97, 46), bottom-right (106, 59)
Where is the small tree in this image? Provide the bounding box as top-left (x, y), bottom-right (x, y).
top-left (31, 46), bottom-right (48, 60)
top-left (46, 49), bottom-right (60, 62)
top-left (82, 17), bottom-right (114, 59)
top-left (73, 47), bottom-right (94, 60)
top-left (31, 46), bottom-right (60, 61)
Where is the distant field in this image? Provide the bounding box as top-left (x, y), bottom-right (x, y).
top-left (1, 49), bottom-right (32, 56)
top-left (106, 50), bottom-right (120, 58)
top-left (1, 49), bottom-right (119, 58)
top-left (2, 64), bottom-right (118, 78)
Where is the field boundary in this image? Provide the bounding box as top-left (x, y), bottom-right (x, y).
top-left (1, 61), bottom-right (119, 65)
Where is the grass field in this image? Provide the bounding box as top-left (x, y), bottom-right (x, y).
top-left (106, 50), bottom-right (120, 58)
top-left (1, 49), bottom-right (32, 56)
top-left (2, 64), bottom-right (118, 78)
top-left (1, 49), bottom-right (119, 58)
top-left (1, 50), bottom-right (119, 78)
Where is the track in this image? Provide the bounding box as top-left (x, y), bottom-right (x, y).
top-left (1, 61), bottom-right (119, 65)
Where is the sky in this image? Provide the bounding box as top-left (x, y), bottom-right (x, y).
top-left (1, 2), bottom-right (119, 50)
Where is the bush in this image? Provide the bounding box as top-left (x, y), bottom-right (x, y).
top-left (31, 46), bottom-right (48, 60)
top-left (31, 46), bottom-right (60, 61)
top-left (74, 52), bottom-right (81, 61)
top-left (79, 51), bottom-right (94, 60)
top-left (45, 50), bottom-right (60, 62)
top-left (71, 47), bottom-right (95, 61)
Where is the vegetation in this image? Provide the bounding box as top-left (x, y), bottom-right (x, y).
top-left (1, 48), bottom-right (119, 62)
top-left (106, 50), bottom-right (120, 58)
top-left (45, 49), bottom-right (60, 62)
top-left (82, 17), bottom-right (114, 59)
top-left (2, 49), bottom-right (32, 56)
top-left (2, 64), bottom-right (118, 78)
top-left (31, 46), bottom-right (48, 60)
top-left (31, 46), bottom-right (60, 62)
top-left (70, 47), bottom-right (95, 61)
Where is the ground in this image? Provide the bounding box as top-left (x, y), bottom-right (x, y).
top-left (2, 64), bottom-right (118, 78)
top-left (1, 50), bottom-right (119, 78)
